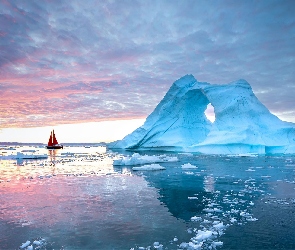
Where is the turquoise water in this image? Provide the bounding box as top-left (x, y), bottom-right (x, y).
top-left (0, 145), bottom-right (294, 249)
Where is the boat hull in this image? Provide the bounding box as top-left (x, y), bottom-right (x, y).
top-left (46, 145), bottom-right (63, 149)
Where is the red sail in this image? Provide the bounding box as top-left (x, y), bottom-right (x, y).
top-left (48, 132), bottom-right (53, 146)
top-left (52, 130), bottom-right (58, 145)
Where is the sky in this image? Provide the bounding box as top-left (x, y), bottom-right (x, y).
top-left (0, 0), bottom-right (294, 143)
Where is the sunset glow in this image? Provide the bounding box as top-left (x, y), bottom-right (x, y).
top-left (0, 0), bottom-right (294, 142)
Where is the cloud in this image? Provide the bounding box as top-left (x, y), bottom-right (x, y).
top-left (0, 0), bottom-right (294, 128)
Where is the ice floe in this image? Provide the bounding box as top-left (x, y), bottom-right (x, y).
top-left (181, 163), bottom-right (198, 169)
top-left (18, 238), bottom-right (47, 249)
top-left (113, 153), bottom-right (178, 166)
top-left (132, 164), bottom-right (166, 171)
top-left (0, 151), bottom-right (48, 160)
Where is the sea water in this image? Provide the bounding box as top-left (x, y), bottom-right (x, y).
top-left (0, 144), bottom-right (294, 249)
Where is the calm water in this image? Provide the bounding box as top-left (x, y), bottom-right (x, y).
top-left (0, 145), bottom-right (295, 249)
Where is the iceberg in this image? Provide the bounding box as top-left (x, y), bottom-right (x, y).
top-left (110, 75), bottom-right (295, 154)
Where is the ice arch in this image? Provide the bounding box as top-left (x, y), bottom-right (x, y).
top-left (110, 75), bottom-right (295, 154)
top-left (205, 103), bottom-right (215, 123)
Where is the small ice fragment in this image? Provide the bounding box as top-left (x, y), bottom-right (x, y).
top-left (246, 217), bottom-right (258, 222)
top-left (249, 201), bottom-right (254, 206)
top-left (179, 242), bottom-right (189, 248)
top-left (245, 168), bottom-right (255, 171)
top-left (213, 222), bottom-right (225, 230)
top-left (138, 247), bottom-right (145, 250)
top-left (194, 230), bottom-right (213, 241)
top-left (202, 219), bottom-right (211, 223)
top-left (27, 245), bottom-right (33, 250)
top-left (20, 241), bottom-right (30, 249)
top-left (212, 241), bottom-right (223, 247)
top-left (153, 241), bottom-right (163, 249)
top-left (33, 240), bottom-right (41, 245)
top-left (230, 218), bottom-right (237, 223)
top-left (188, 241), bottom-right (203, 249)
top-left (173, 237), bottom-right (178, 242)
top-left (181, 163), bottom-right (197, 169)
top-left (191, 216), bottom-right (202, 221)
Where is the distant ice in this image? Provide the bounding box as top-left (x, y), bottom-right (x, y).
top-left (15, 152), bottom-right (48, 159)
top-left (0, 152), bottom-right (48, 160)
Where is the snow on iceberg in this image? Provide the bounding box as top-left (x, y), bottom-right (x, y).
top-left (132, 164), bottom-right (166, 171)
top-left (113, 153), bottom-right (178, 166)
top-left (109, 75), bottom-right (295, 154)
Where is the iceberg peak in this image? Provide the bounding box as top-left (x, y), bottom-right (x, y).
top-left (110, 75), bottom-right (295, 154)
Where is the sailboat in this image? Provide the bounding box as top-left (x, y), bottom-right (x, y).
top-left (46, 130), bottom-right (63, 149)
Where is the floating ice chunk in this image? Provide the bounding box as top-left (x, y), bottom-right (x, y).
top-left (132, 164), bottom-right (166, 171)
top-left (203, 207), bottom-right (222, 213)
top-left (27, 245), bottom-right (33, 250)
top-left (230, 217), bottom-right (237, 223)
top-left (212, 241), bottom-right (223, 247)
top-left (194, 230), bottom-right (213, 241)
top-left (245, 168), bottom-right (255, 172)
top-left (202, 219), bottom-right (211, 224)
top-left (188, 196), bottom-right (198, 200)
top-left (33, 240), bottom-right (41, 245)
top-left (240, 211), bottom-right (250, 217)
top-left (246, 217), bottom-right (258, 222)
top-left (181, 163), bottom-right (197, 169)
top-left (20, 241), bottom-right (30, 249)
top-left (153, 241), bottom-right (163, 249)
top-left (179, 242), bottom-right (189, 248)
top-left (249, 201), bottom-right (254, 206)
top-left (188, 241), bottom-right (203, 249)
top-left (191, 216), bottom-right (202, 221)
top-left (173, 237), bottom-right (178, 242)
top-left (113, 153), bottom-right (177, 166)
top-left (213, 222), bottom-right (225, 230)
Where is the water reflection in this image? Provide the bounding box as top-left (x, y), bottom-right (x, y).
top-left (1, 147), bottom-right (295, 249)
top-left (0, 146), bottom-right (190, 249)
top-left (204, 175), bottom-right (215, 193)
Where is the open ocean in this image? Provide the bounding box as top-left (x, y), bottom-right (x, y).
top-left (0, 144), bottom-right (294, 250)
